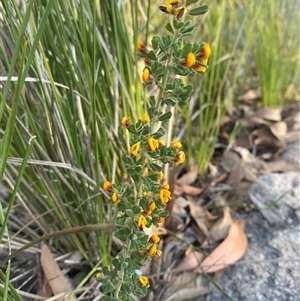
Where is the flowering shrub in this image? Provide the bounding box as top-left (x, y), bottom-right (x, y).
top-left (97, 1), bottom-right (210, 300)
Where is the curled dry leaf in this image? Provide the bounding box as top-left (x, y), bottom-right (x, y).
top-left (176, 166), bottom-right (199, 185)
top-left (194, 220), bottom-right (248, 274)
top-left (254, 107), bottom-right (282, 122)
top-left (41, 243), bottom-right (77, 301)
top-left (238, 89), bottom-right (260, 102)
top-left (163, 271), bottom-right (210, 301)
top-left (269, 121), bottom-right (287, 140)
top-left (209, 206), bottom-right (232, 241)
top-left (176, 183), bottom-right (203, 196)
top-left (175, 248), bottom-right (204, 272)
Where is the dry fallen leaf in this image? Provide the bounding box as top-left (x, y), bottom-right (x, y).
top-left (175, 248), bottom-right (204, 272)
top-left (209, 206), bottom-right (232, 241)
top-left (269, 121), bottom-right (287, 140)
top-left (194, 220), bottom-right (248, 274)
top-left (176, 183), bottom-right (203, 196)
top-left (163, 271), bottom-right (210, 301)
top-left (238, 89), bottom-right (260, 103)
top-left (254, 107), bottom-right (282, 122)
top-left (176, 166), bottom-right (199, 185)
top-left (41, 243), bottom-right (77, 301)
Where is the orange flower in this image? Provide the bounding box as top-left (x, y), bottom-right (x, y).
top-left (141, 113), bottom-right (150, 125)
top-left (150, 234), bottom-right (160, 244)
top-left (130, 142), bottom-right (140, 156)
top-left (139, 275), bottom-right (150, 288)
top-left (137, 215), bottom-right (147, 230)
top-left (142, 68), bottom-right (151, 82)
top-left (200, 43), bottom-right (211, 60)
top-left (103, 181), bottom-right (112, 191)
top-left (94, 273), bottom-right (101, 280)
top-left (147, 243), bottom-right (157, 257)
top-left (121, 116), bottom-right (130, 128)
top-left (111, 193), bottom-right (120, 205)
top-left (137, 40), bottom-right (146, 52)
top-left (160, 184), bottom-right (171, 203)
top-left (148, 137), bottom-right (159, 152)
top-left (157, 171), bottom-right (164, 182)
top-left (157, 216), bottom-right (164, 223)
top-left (184, 52), bottom-right (196, 68)
top-left (174, 150), bottom-right (186, 165)
top-left (171, 140), bottom-right (182, 149)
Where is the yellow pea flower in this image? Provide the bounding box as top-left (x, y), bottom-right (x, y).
top-left (150, 234), bottom-right (160, 244)
top-left (111, 193), bottom-right (120, 205)
top-left (141, 113), bottom-right (150, 125)
top-left (160, 184), bottom-right (171, 203)
top-left (103, 181), bottom-right (112, 191)
top-left (137, 215), bottom-right (147, 230)
top-left (142, 68), bottom-right (151, 82)
top-left (121, 116), bottom-right (130, 128)
top-left (184, 52), bottom-right (196, 68)
top-left (174, 150), bottom-right (186, 165)
top-left (130, 142), bottom-right (140, 156)
top-left (157, 171), bottom-right (164, 182)
top-left (137, 40), bottom-right (146, 52)
top-left (148, 137), bottom-right (159, 152)
top-left (149, 201), bottom-right (156, 211)
top-left (147, 243), bottom-right (157, 257)
top-left (139, 275), bottom-right (150, 288)
top-left (171, 140), bottom-right (182, 149)
top-left (200, 43), bottom-right (211, 60)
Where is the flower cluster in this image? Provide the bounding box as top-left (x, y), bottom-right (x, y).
top-left (96, 1), bottom-right (210, 299)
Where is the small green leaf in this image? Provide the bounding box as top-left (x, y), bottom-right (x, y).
top-left (102, 279), bottom-right (115, 294)
top-left (173, 18), bottom-right (184, 29)
top-left (142, 127), bottom-right (150, 135)
top-left (158, 111), bottom-right (172, 121)
top-left (151, 36), bottom-right (160, 50)
top-left (152, 127), bottom-right (166, 139)
top-left (189, 5), bottom-right (209, 16)
top-left (148, 107), bottom-right (154, 118)
top-left (147, 50), bottom-right (157, 60)
top-left (162, 35), bottom-right (172, 48)
top-left (160, 211), bottom-right (170, 218)
top-left (149, 96), bottom-right (155, 107)
top-left (182, 42), bottom-right (192, 56)
top-left (180, 23), bottom-right (198, 34)
top-left (163, 98), bottom-right (176, 106)
top-left (149, 162), bottom-right (162, 171)
top-left (166, 22), bottom-right (174, 34)
top-left (192, 42), bottom-right (201, 53)
top-left (187, 0), bottom-right (200, 4)
top-left (112, 258), bottom-right (122, 270)
top-left (173, 78), bottom-right (183, 89)
top-left (102, 266), bottom-right (110, 276)
top-left (168, 65), bottom-right (190, 76)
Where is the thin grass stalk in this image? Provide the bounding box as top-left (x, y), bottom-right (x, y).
top-left (0, 0), bottom-right (34, 122)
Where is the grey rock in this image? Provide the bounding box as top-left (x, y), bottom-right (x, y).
top-left (204, 170), bottom-right (300, 301)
